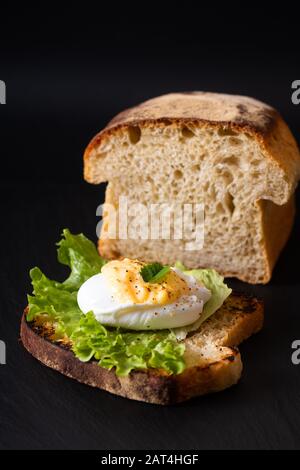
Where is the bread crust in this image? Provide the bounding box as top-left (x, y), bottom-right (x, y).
top-left (20, 293), bottom-right (263, 404)
top-left (84, 92), bottom-right (300, 284)
top-left (259, 196), bottom-right (296, 283)
top-left (84, 92), bottom-right (300, 189)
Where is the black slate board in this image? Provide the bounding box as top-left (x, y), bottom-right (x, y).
top-left (1, 182), bottom-right (300, 450)
top-left (1, 4), bottom-right (300, 451)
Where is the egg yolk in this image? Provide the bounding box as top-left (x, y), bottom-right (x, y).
top-left (101, 258), bottom-right (189, 305)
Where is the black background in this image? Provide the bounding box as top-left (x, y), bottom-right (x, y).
top-left (1, 5), bottom-right (300, 450)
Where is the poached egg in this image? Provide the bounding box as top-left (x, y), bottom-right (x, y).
top-left (77, 258), bottom-right (211, 330)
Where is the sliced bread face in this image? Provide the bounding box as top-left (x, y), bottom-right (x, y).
top-left (84, 93), bottom-right (300, 284)
top-left (21, 292), bottom-right (263, 405)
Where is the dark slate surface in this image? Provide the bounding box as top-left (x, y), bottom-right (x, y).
top-left (1, 5), bottom-right (300, 450)
top-left (1, 182), bottom-right (300, 450)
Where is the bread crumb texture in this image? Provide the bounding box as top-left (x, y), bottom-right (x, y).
top-left (84, 93), bottom-right (300, 284)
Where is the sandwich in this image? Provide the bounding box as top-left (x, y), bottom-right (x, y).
top-left (84, 92), bottom-right (300, 283)
top-left (21, 91), bottom-right (300, 404)
top-left (21, 229), bottom-right (263, 404)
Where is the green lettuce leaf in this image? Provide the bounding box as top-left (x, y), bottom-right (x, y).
top-left (27, 229), bottom-right (185, 376)
top-left (57, 228), bottom-right (107, 291)
top-left (71, 312), bottom-right (185, 376)
top-left (27, 266), bottom-right (82, 336)
top-left (173, 262), bottom-right (232, 339)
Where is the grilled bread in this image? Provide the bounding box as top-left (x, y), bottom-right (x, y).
top-left (21, 292), bottom-right (263, 405)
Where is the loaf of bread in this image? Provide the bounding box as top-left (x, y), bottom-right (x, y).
top-left (84, 92), bottom-right (300, 283)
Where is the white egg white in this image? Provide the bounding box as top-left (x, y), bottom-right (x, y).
top-left (77, 268), bottom-right (211, 330)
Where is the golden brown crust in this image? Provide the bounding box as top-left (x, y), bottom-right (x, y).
top-left (107, 92), bottom-right (277, 131)
top-left (201, 197), bottom-right (296, 285)
top-left (84, 92), bottom-right (300, 187)
top-left (85, 92), bottom-right (277, 157)
top-left (20, 293), bottom-right (263, 404)
top-left (259, 196), bottom-right (296, 283)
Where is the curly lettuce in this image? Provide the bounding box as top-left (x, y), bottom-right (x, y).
top-left (27, 229), bottom-right (185, 376)
top-left (71, 312), bottom-right (185, 376)
top-left (27, 230), bottom-right (231, 375)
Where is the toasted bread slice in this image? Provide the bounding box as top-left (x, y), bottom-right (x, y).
top-left (20, 292), bottom-right (263, 405)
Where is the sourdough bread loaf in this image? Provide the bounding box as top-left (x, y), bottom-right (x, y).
top-left (84, 92), bottom-right (300, 283)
